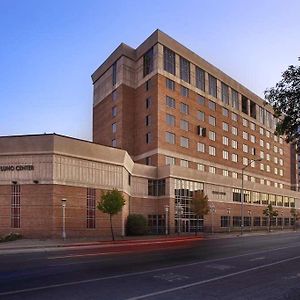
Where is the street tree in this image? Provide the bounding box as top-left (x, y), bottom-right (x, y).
top-left (263, 204), bottom-right (278, 232)
top-left (191, 190), bottom-right (209, 235)
top-left (264, 60), bottom-right (300, 151)
top-left (290, 208), bottom-right (300, 231)
top-left (97, 189), bottom-right (125, 241)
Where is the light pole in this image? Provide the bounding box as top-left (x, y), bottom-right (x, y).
top-left (227, 208), bottom-right (231, 233)
top-left (176, 204), bottom-right (183, 235)
top-left (165, 205), bottom-right (169, 236)
top-left (61, 198), bottom-right (67, 240)
top-left (210, 204), bottom-right (216, 234)
top-left (281, 210), bottom-right (284, 230)
top-left (241, 158), bottom-right (262, 236)
top-left (248, 210), bottom-right (252, 231)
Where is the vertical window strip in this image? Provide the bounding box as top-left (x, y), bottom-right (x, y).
top-left (87, 188), bottom-right (96, 229)
top-left (11, 184), bottom-right (21, 228)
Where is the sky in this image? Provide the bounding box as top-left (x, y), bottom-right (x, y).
top-left (0, 0), bottom-right (299, 141)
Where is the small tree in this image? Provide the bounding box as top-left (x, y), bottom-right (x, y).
top-left (263, 204), bottom-right (278, 232)
top-left (290, 208), bottom-right (300, 231)
top-left (97, 189), bottom-right (125, 241)
top-left (191, 190), bottom-right (209, 235)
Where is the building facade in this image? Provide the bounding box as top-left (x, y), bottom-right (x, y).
top-left (0, 30), bottom-right (299, 238)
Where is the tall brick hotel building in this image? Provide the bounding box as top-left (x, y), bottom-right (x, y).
top-left (0, 30), bottom-right (299, 238)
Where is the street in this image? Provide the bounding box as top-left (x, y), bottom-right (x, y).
top-left (0, 232), bottom-right (300, 299)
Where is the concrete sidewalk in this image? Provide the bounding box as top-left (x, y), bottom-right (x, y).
top-left (0, 230), bottom-right (296, 253)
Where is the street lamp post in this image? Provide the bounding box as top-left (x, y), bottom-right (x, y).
top-left (165, 205), bottom-right (169, 236)
top-left (176, 204), bottom-right (183, 235)
top-left (61, 198), bottom-right (67, 240)
top-left (210, 204), bottom-right (216, 234)
top-left (227, 208), bottom-right (231, 233)
top-left (281, 210), bottom-right (284, 230)
top-left (241, 158), bottom-right (262, 236)
top-left (248, 210), bottom-right (252, 231)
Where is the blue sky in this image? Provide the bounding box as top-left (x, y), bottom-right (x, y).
top-left (1, 0), bottom-right (299, 141)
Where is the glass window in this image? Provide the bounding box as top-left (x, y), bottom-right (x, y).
top-left (112, 62), bottom-right (117, 86)
top-left (165, 156), bottom-right (175, 165)
top-left (232, 140), bottom-right (238, 149)
top-left (195, 67), bottom-right (205, 91)
top-left (165, 132), bottom-right (175, 144)
top-left (145, 115), bottom-right (151, 126)
top-left (197, 111), bottom-right (205, 121)
top-left (163, 47), bottom-right (176, 75)
top-left (112, 106), bottom-right (117, 117)
top-left (209, 146), bottom-right (216, 156)
top-left (180, 159), bottom-right (189, 168)
top-left (146, 97), bottom-right (152, 109)
top-left (232, 153), bottom-right (238, 162)
top-left (242, 95), bottom-right (248, 114)
top-left (87, 188), bottom-right (96, 229)
top-left (112, 139), bottom-right (116, 147)
top-left (208, 74), bottom-right (217, 97)
top-left (208, 100), bottom-right (216, 111)
top-left (197, 95), bottom-right (205, 105)
top-left (232, 126), bottom-right (238, 135)
top-left (223, 136), bottom-right (229, 146)
top-left (181, 85), bottom-right (189, 97)
top-left (231, 89), bottom-right (239, 110)
top-left (11, 184), bottom-right (21, 228)
top-left (221, 82), bottom-right (229, 104)
top-left (209, 116), bottom-right (216, 126)
top-left (180, 103), bottom-right (189, 114)
top-left (180, 56), bottom-right (190, 83)
top-left (146, 132), bottom-right (152, 144)
top-left (222, 107), bottom-right (229, 117)
top-left (166, 78), bottom-right (175, 90)
top-left (166, 96), bottom-right (176, 108)
top-left (222, 122), bottom-right (229, 131)
top-left (209, 131), bottom-right (216, 141)
top-left (143, 47), bottom-right (154, 77)
top-left (112, 123), bottom-right (117, 133)
top-left (197, 164), bottom-right (205, 171)
top-left (180, 137), bottom-right (189, 148)
top-left (223, 150), bottom-right (229, 160)
top-left (197, 142), bottom-right (205, 152)
top-left (180, 119), bottom-right (189, 131)
top-left (231, 112), bottom-right (238, 122)
top-left (209, 166), bottom-right (216, 173)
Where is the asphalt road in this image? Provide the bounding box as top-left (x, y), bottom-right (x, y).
top-left (0, 232), bottom-right (300, 300)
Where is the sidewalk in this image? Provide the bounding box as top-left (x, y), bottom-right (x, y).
top-left (0, 230), bottom-right (296, 254)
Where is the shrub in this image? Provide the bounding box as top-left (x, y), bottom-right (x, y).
top-left (0, 232), bottom-right (22, 243)
top-left (126, 214), bottom-right (148, 236)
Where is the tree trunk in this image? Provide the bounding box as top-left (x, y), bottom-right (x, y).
top-left (110, 214), bottom-right (115, 241)
top-left (268, 217), bottom-right (271, 233)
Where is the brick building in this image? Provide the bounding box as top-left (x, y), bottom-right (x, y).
top-left (0, 30), bottom-right (299, 238)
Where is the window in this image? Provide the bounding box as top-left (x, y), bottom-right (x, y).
top-left (243, 157), bottom-right (248, 166)
top-left (223, 169), bottom-right (229, 177)
top-left (180, 137), bottom-right (189, 148)
top-left (112, 106), bottom-right (117, 117)
top-left (221, 216), bottom-right (231, 227)
top-left (180, 56), bottom-right (190, 83)
top-left (260, 150), bottom-right (264, 159)
top-left (146, 97), bottom-right (152, 108)
top-left (87, 188), bottom-right (96, 229)
top-left (143, 47), bottom-right (154, 77)
top-left (223, 136), bottom-right (229, 146)
top-left (252, 192), bottom-right (260, 204)
top-left (145, 78), bottom-right (151, 91)
top-left (232, 153), bottom-right (238, 162)
top-left (242, 95), bottom-right (248, 114)
top-left (208, 100), bottom-right (216, 111)
top-left (209, 146), bottom-right (216, 156)
top-left (197, 164), bottom-right (205, 171)
top-left (209, 166), bottom-right (216, 173)
top-left (166, 96), bottom-right (176, 108)
top-left (232, 140), bottom-right (238, 149)
top-left (180, 103), bottom-right (189, 114)
top-left (166, 114), bottom-right (175, 126)
top-left (163, 47), bottom-right (176, 75)
top-left (112, 90), bottom-right (117, 101)
top-left (180, 159), bottom-right (189, 168)
top-left (279, 148), bottom-right (283, 155)
top-left (233, 216), bottom-right (242, 227)
top-left (165, 132), bottom-right (175, 144)
top-left (209, 131), bottom-right (216, 141)
top-left (208, 74), bottom-right (217, 97)
top-left (145, 115), bottom-right (151, 126)
top-left (221, 83), bottom-right (229, 104)
top-left (197, 142), bottom-right (205, 152)
top-left (232, 126), bottom-right (238, 135)
top-left (274, 145), bottom-right (278, 153)
top-left (223, 150), bottom-right (229, 160)
top-left (179, 119), bottom-right (188, 131)
top-left (195, 67), bottom-right (205, 91)
top-left (231, 112), bottom-right (238, 122)
top-left (146, 132), bottom-right (152, 144)
top-left (232, 172), bottom-right (238, 179)
top-left (166, 78), bottom-right (175, 90)
top-left (243, 144), bottom-right (248, 153)
top-left (253, 217), bottom-right (261, 227)
top-left (222, 107), bottom-right (229, 117)
top-left (148, 215), bottom-right (165, 234)
top-left (209, 116), bottom-right (216, 126)
top-left (112, 139), bottom-right (116, 147)
top-left (11, 184), bottom-right (21, 228)
top-left (222, 122), bottom-right (229, 131)
top-left (165, 156), bottom-right (175, 165)
top-left (259, 127), bottom-right (264, 135)
top-left (250, 135), bottom-right (255, 143)
top-left (266, 153), bottom-right (270, 161)
top-left (260, 139), bottom-right (264, 147)
top-left (197, 126), bottom-right (206, 137)
top-left (250, 122), bottom-right (256, 130)
top-left (146, 157), bottom-right (152, 165)
top-left (250, 100), bottom-right (256, 119)
top-left (260, 163), bottom-right (264, 171)
top-left (197, 95), bottom-right (205, 105)
top-left (112, 62), bottom-right (117, 86)
top-left (112, 123), bottom-right (117, 133)
top-left (197, 111), bottom-right (205, 121)
top-left (180, 85), bottom-right (189, 97)
top-left (243, 131), bottom-right (248, 140)
top-left (148, 179), bottom-right (166, 196)
top-left (242, 118), bottom-right (248, 127)
top-left (266, 131), bottom-right (270, 138)
top-left (231, 89), bottom-right (239, 110)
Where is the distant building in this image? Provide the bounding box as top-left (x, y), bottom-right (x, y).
top-left (0, 30), bottom-right (299, 238)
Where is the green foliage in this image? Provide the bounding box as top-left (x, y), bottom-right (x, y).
top-left (191, 190), bottom-right (210, 217)
top-left (0, 232), bottom-right (22, 243)
top-left (97, 189), bottom-right (125, 241)
top-left (265, 62), bottom-right (300, 151)
top-left (126, 214), bottom-right (148, 236)
top-left (290, 208), bottom-right (299, 230)
top-left (263, 204), bottom-right (278, 232)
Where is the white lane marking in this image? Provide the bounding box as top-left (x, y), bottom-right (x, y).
top-left (1, 243), bottom-right (300, 296)
top-left (249, 256), bottom-right (266, 261)
top-left (127, 255), bottom-right (300, 300)
top-left (206, 264), bottom-right (232, 271)
top-left (153, 273), bottom-right (189, 282)
top-left (283, 273), bottom-right (300, 280)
